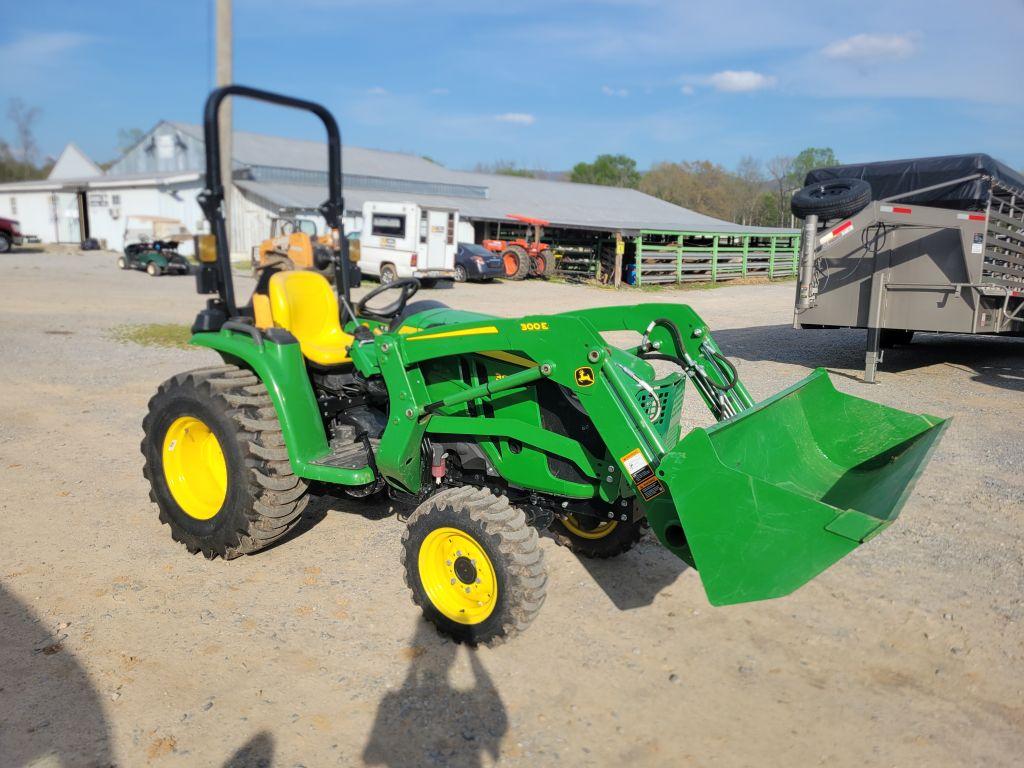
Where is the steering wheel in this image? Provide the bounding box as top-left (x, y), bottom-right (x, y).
top-left (356, 277), bottom-right (420, 320)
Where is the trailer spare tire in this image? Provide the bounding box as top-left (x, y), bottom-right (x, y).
top-left (791, 179), bottom-right (872, 221)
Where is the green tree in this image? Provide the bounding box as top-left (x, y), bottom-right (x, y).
top-left (0, 99), bottom-right (50, 181)
top-left (570, 154), bottom-right (640, 188)
top-left (639, 160), bottom-right (737, 221)
top-left (475, 160), bottom-right (535, 178)
top-left (789, 147), bottom-right (839, 188)
top-left (754, 191), bottom-right (783, 227)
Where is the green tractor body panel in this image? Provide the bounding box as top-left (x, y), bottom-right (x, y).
top-left (195, 298), bottom-right (947, 607)
top-left (191, 330), bottom-right (375, 485)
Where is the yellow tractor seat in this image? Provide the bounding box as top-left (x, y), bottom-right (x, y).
top-left (267, 271), bottom-right (354, 366)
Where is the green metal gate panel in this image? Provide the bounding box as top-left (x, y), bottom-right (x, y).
top-left (633, 230), bottom-right (800, 286)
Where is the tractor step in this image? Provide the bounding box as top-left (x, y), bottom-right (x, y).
top-left (311, 437), bottom-right (378, 470)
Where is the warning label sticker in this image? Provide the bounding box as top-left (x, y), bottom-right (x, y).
top-left (620, 448), bottom-right (653, 484)
top-left (620, 448), bottom-right (665, 500)
top-left (638, 478), bottom-right (666, 501)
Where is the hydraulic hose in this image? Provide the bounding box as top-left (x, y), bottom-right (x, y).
top-left (649, 318), bottom-right (738, 392)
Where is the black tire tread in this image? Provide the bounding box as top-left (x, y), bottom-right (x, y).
top-left (791, 178), bottom-right (872, 221)
top-left (401, 486), bottom-right (547, 646)
top-left (550, 516), bottom-right (646, 559)
top-left (141, 364), bottom-right (309, 559)
top-left (502, 246), bottom-right (531, 280)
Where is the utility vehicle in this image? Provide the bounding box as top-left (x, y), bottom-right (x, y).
top-left (140, 86), bottom-right (947, 645)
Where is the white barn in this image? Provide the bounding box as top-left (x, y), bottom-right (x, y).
top-left (0, 121), bottom-right (786, 258)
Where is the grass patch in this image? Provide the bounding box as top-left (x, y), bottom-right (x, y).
top-left (110, 323), bottom-right (195, 350)
top-left (232, 260), bottom-right (253, 273)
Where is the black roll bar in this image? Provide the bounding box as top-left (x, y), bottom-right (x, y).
top-left (197, 84), bottom-right (349, 319)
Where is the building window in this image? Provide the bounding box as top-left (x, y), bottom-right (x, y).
top-left (9, 197), bottom-right (16, 216)
top-left (419, 210), bottom-right (428, 244)
top-left (112, 194), bottom-right (121, 205)
top-left (447, 212), bottom-right (455, 245)
top-left (371, 213), bottom-right (405, 238)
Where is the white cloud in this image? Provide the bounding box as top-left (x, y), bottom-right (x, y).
top-left (822, 33), bottom-right (917, 61)
top-left (494, 112), bottom-right (536, 125)
top-left (680, 84), bottom-right (695, 96)
top-left (707, 70), bottom-right (776, 92)
top-left (366, 86), bottom-right (388, 95)
top-left (0, 31), bottom-right (90, 59)
top-left (601, 85), bottom-right (629, 98)
top-left (429, 87), bottom-right (450, 95)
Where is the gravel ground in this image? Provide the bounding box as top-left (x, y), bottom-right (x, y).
top-left (1, 248), bottom-right (1022, 768)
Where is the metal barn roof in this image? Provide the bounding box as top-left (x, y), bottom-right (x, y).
top-left (173, 122), bottom-right (791, 234)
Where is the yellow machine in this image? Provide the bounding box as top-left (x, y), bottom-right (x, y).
top-left (253, 217), bottom-right (334, 273)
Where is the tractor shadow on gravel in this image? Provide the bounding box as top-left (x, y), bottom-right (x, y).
top-left (713, 325), bottom-right (1024, 392)
top-left (363, 621), bottom-right (508, 768)
top-left (0, 584), bottom-right (114, 767)
top-left (255, 491), bottom-right (395, 554)
top-left (570, 535), bottom-right (689, 611)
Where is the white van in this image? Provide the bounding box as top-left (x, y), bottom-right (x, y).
top-left (356, 201), bottom-right (458, 284)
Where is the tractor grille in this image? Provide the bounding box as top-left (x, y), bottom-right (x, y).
top-left (635, 374), bottom-right (684, 445)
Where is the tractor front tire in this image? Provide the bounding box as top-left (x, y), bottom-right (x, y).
top-left (550, 514), bottom-right (646, 559)
top-left (501, 246), bottom-right (530, 280)
top-left (402, 486), bottom-right (547, 646)
top-left (146, 262), bottom-right (162, 277)
top-left (141, 365), bottom-right (310, 559)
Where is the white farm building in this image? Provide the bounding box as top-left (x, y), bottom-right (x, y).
top-left (0, 121), bottom-right (796, 285)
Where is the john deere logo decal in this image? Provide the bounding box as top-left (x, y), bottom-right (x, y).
top-left (574, 367), bottom-right (595, 387)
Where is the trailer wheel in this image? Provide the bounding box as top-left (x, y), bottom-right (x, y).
top-left (550, 514), bottom-right (646, 558)
top-left (402, 486), bottom-right (547, 646)
top-left (141, 365), bottom-right (310, 559)
top-left (502, 246), bottom-right (530, 280)
top-left (791, 179), bottom-right (872, 221)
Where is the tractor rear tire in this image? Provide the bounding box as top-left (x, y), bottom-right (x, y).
top-left (116, 256), bottom-right (127, 269)
top-left (532, 249), bottom-right (557, 279)
top-left (402, 486), bottom-right (547, 646)
top-left (141, 365), bottom-right (310, 560)
top-left (501, 246), bottom-right (530, 281)
top-left (550, 514), bottom-right (646, 559)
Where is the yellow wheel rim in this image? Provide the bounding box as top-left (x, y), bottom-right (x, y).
top-left (562, 515), bottom-right (618, 540)
top-left (162, 415), bottom-right (227, 520)
top-left (418, 527), bottom-right (497, 625)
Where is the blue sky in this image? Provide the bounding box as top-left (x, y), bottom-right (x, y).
top-left (2, 0), bottom-right (1022, 172)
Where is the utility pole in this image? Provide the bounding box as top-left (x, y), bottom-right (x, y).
top-left (216, 0), bottom-right (232, 239)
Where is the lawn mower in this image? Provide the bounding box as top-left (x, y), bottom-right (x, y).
top-left (140, 86), bottom-right (948, 645)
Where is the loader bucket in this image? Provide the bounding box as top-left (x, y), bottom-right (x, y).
top-left (648, 368), bottom-right (947, 606)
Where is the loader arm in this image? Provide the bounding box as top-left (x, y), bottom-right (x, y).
top-left (356, 301), bottom-right (947, 608)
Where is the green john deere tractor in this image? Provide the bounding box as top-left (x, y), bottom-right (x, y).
top-left (140, 86), bottom-right (948, 645)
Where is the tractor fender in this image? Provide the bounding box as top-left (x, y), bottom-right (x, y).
top-left (190, 329), bottom-right (375, 485)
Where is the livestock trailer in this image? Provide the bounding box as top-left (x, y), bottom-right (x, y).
top-left (791, 154), bottom-right (1024, 381)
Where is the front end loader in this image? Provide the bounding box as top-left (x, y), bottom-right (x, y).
top-left (140, 86), bottom-right (947, 645)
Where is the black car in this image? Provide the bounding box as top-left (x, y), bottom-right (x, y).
top-left (454, 242), bottom-right (504, 282)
